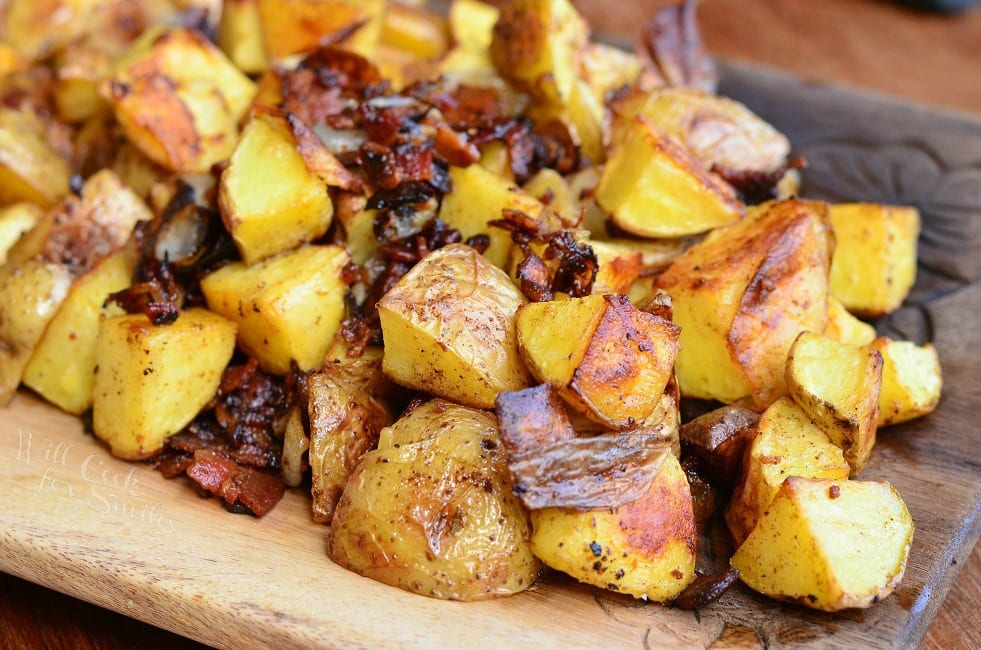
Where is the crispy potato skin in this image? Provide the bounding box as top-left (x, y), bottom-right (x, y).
top-left (329, 399), bottom-right (541, 600)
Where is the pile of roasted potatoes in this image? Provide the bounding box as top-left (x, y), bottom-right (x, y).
top-left (0, 0), bottom-right (942, 611)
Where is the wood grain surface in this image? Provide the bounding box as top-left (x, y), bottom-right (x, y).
top-left (2, 1), bottom-right (980, 648)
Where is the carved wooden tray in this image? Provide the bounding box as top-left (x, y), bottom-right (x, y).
top-left (1, 62), bottom-right (979, 648)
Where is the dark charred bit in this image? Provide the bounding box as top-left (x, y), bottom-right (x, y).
top-left (515, 252), bottom-right (553, 302)
top-left (673, 567), bottom-right (741, 610)
top-left (638, 0), bottom-right (717, 93)
top-left (340, 291), bottom-right (376, 358)
top-left (465, 233), bottom-right (491, 254)
top-left (546, 230), bottom-right (597, 297)
top-left (712, 156), bottom-right (806, 205)
top-left (105, 257), bottom-right (181, 325)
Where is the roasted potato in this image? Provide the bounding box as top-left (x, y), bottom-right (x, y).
top-left (201, 244), bottom-right (352, 375)
top-left (725, 398), bottom-right (850, 545)
top-left (786, 331), bottom-right (883, 475)
top-left (92, 308), bottom-right (238, 460)
top-left (731, 477), bottom-right (913, 612)
top-left (529, 452), bottom-right (696, 601)
top-left (21, 250), bottom-right (132, 414)
top-left (824, 295), bottom-right (876, 346)
top-left (329, 399), bottom-right (541, 600)
top-left (377, 244), bottom-right (533, 408)
top-left (656, 198), bottom-right (834, 409)
top-left (0, 203), bottom-right (42, 264)
top-left (829, 203), bottom-right (920, 318)
top-left (516, 293), bottom-right (680, 428)
top-left (0, 107), bottom-right (71, 207)
top-left (217, 0), bottom-right (268, 75)
top-left (872, 337), bottom-right (943, 426)
top-left (257, 0), bottom-right (386, 60)
top-left (218, 113), bottom-right (335, 265)
top-left (596, 116), bottom-right (744, 238)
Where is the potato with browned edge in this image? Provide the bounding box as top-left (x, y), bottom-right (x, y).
top-left (330, 399), bottom-right (541, 600)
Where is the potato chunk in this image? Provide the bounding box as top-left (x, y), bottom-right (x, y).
top-left (22, 250), bottom-right (132, 414)
top-left (731, 477), bottom-right (913, 611)
top-left (377, 244), bottom-right (532, 408)
top-left (0, 203), bottom-right (41, 264)
top-left (725, 398), bottom-right (850, 545)
top-left (656, 199), bottom-right (834, 408)
top-left (219, 114), bottom-right (334, 264)
top-left (872, 337), bottom-right (942, 426)
top-left (786, 332), bottom-right (883, 475)
top-left (201, 245), bottom-right (351, 375)
top-left (0, 107), bottom-right (71, 207)
top-left (439, 164), bottom-right (544, 269)
top-left (0, 259), bottom-right (74, 404)
top-left (103, 28), bottom-right (256, 173)
top-left (330, 399), bottom-right (541, 600)
top-left (217, 0), bottom-right (268, 74)
top-left (257, 0), bottom-right (386, 60)
top-left (516, 293), bottom-right (680, 428)
top-left (596, 117), bottom-right (744, 238)
top-left (824, 296), bottom-right (876, 346)
top-left (489, 0), bottom-right (588, 104)
top-left (92, 308), bottom-right (237, 460)
top-left (829, 203), bottom-right (920, 318)
top-left (529, 453), bottom-right (696, 601)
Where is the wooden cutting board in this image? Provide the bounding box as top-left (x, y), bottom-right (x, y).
top-left (2, 63), bottom-right (980, 649)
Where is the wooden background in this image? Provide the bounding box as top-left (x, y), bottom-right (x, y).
top-left (2, 0), bottom-right (980, 648)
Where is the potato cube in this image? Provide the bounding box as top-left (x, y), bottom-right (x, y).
top-left (829, 203), bottom-right (920, 318)
top-left (92, 308), bottom-right (237, 459)
top-left (489, 0), bottom-right (588, 104)
top-left (104, 28), bottom-right (256, 173)
top-left (516, 293), bottom-right (680, 428)
top-left (786, 332), bottom-right (883, 475)
top-left (257, 0), bottom-right (386, 60)
top-left (449, 0), bottom-right (499, 50)
top-left (201, 244), bottom-right (351, 375)
top-left (731, 477), bottom-right (913, 611)
top-left (656, 199), bottom-right (834, 408)
top-left (529, 453), bottom-right (696, 601)
top-left (0, 203), bottom-right (41, 264)
top-left (0, 107), bottom-right (71, 207)
top-left (725, 398), bottom-right (850, 545)
top-left (381, 1), bottom-right (449, 60)
top-left (439, 164), bottom-right (544, 269)
top-left (22, 250), bottom-right (132, 414)
top-left (824, 296), bottom-right (876, 346)
top-left (330, 399), bottom-right (541, 600)
top-left (219, 114), bottom-right (334, 265)
top-left (596, 117), bottom-right (744, 238)
top-left (218, 0), bottom-right (268, 74)
top-left (0, 259), bottom-right (74, 404)
top-left (872, 337), bottom-right (942, 426)
top-left (580, 42), bottom-right (642, 106)
top-left (377, 244), bottom-right (532, 409)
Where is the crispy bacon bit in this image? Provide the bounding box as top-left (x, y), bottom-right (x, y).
top-left (639, 0), bottom-right (716, 93)
top-left (674, 567), bottom-right (741, 610)
top-left (515, 253), bottom-right (553, 302)
top-left (829, 484), bottom-right (841, 500)
top-left (106, 257), bottom-right (181, 325)
top-left (712, 156), bottom-right (806, 205)
top-left (361, 141), bottom-right (435, 190)
top-left (184, 449), bottom-right (285, 517)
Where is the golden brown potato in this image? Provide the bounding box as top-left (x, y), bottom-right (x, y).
top-left (824, 295), bottom-right (877, 346)
top-left (201, 244), bottom-right (352, 375)
top-left (529, 453), bottom-right (696, 601)
top-left (329, 399), bottom-right (541, 600)
top-left (22, 250), bottom-right (132, 414)
top-left (0, 107), bottom-right (71, 208)
top-left (257, 0), bottom-right (386, 60)
top-left (380, 1), bottom-right (450, 61)
top-left (516, 293), bottom-right (680, 429)
top-left (656, 199), bottom-right (834, 409)
top-left (0, 258), bottom-right (74, 404)
top-left (872, 337), bottom-right (943, 426)
top-left (218, 113), bottom-right (334, 265)
top-left (725, 398), bottom-right (850, 545)
top-left (829, 203), bottom-right (920, 318)
top-left (377, 244), bottom-right (533, 408)
top-left (0, 203), bottom-right (42, 264)
top-left (489, 0), bottom-right (589, 104)
top-left (92, 308), bottom-right (238, 460)
top-left (439, 163), bottom-right (544, 269)
top-left (307, 346), bottom-right (393, 523)
top-left (786, 331), bottom-right (883, 475)
top-left (731, 477), bottom-right (913, 612)
top-left (217, 0), bottom-right (268, 75)
top-left (596, 117), bottom-right (744, 238)
top-left (103, 27), bottom-right (256, 173)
